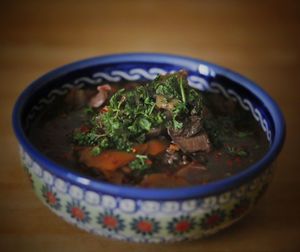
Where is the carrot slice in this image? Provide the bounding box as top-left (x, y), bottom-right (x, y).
top-left (134, 139), bottom-right (167, 156)
top-left (79, 148), bottom-right (135, 171)
top-left (79, 139), bottom-right (167, 171)
top-left (147, 139), bottom-right (167, 156)
top-left (132, 143), bottom-right (148, 154)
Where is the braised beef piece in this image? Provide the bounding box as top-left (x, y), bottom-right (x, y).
top-left (146, 125), bottom-right (166, 138)
top-left (170, 116), bottom-right (202, 137)
top-left (168, 115), bottom-right (212, 153)
top-left (169, 132), bottom-right (211, 153)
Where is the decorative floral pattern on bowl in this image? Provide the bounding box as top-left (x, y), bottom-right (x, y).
top-left (21, 146), bottom-right (273, 242)
top-left (13, 53), bottom-right (285, 243)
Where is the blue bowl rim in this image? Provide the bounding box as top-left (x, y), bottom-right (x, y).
top-left (12, 52), bottom-right (286, 200)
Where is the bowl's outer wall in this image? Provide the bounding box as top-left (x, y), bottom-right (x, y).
top-left (12, 53), bottom-right (285, 241)
top-left (20, 146), bottom-right (274, 242)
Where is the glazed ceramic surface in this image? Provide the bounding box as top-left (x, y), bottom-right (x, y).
top-left (13, 53), bottom-right (285, 242)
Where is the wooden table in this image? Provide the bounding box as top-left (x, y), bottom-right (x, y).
top-left (1, 0), bottom-right (299, 251)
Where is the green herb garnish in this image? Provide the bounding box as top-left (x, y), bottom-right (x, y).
top-left (72, 71), bottom-right (205, 154)
top-left (225, 145), bottom-right (248, 157)
top-left (129, 154), bottom-right (150, 171)
top-left (236, 131), bottom-right (253, 138)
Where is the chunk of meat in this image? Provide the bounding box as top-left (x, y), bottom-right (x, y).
top-left (186, 116), bottom-right (203, 137)
top-left (78, 148), bottom-right (135, 171)
top-left (146, 126), bottom-right (165, 138)
top-left (176, 161), bottom-right (211, 185)
top-left (89, 84), bottom-right (112, 108)
top-left (140, 173), bottom-right (188, 188)
top-left (169, 132), bottom-right (211, 153)
top-left (170, 116), bottom-right (203, 138)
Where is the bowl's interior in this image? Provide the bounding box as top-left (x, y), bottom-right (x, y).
top-left (22, 61), bottom-right (274, 143)
top-left (13, 54), bottom-right (285, 199)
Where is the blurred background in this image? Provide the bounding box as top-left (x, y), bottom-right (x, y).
top-left (0, 0), bottom-right (299, 251)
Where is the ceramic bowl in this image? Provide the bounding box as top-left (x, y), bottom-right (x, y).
top-left (12, 53), bottom-right (285, 243)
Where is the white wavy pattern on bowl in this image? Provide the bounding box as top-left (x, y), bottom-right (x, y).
top-left (26, 65), bottom-right (272, 142)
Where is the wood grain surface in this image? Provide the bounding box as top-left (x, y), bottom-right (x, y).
top-left (0, 0), bottom-right (299, 251)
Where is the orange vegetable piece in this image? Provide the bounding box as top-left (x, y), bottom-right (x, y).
top-left (134, 139), bottom-right (167, 156)
top-left (132, 143), bottom-right (148, 154)
top-left (147, 139), bottom-right (167, 155)
top-left (167, 143), bottom-right (180, 153)
top-left (79, 148), bottom-right (135, 171)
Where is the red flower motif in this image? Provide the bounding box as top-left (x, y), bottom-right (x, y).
top-left (131, 217), bottom-right (160, 236)
top-left (233, 206), bottom-right (247, 216)
top-left (200, 209), bottom-right (226, 230)
top-left (71, 207), bottom-right (85, 221)
top-left (66, 201), bottom-right (90, 223)
top-left (98, 211), bottom-right (125, 232)
top-left (103, 216), bottom-right (118, 229)
top-left (231, 199), bottom-right (251, 219)
top-left (175, 220), bottom-right (190, 233)
top-left (167, 216), bottom-right (196, 235)
top-left (137, 220), bottom-right (153, 233)
top-left (46, 192), bottom-right (57, 205)
top-left (41, 185), bottom-right (61, 210)
top-left (206, 214), bottom-right (221, 226)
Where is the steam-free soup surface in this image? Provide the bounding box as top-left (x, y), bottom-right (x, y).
top-left (29, 71), bottom-right (268, 187)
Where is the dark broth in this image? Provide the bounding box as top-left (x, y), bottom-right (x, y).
top-left (28, 80), bottom-right (269, 188)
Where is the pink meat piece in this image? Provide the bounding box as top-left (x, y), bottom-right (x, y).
top-left (89, 84), bottom-right (112, 108)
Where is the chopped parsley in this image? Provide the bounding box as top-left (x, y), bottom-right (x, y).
top-left (129, 155), bottom-right (150, 170)
top-left (72, 71), bottom-right (205, 154)
top-left (236, 131), bottom-right (254, 138)
top-left (225, 145), bottom-right (248, 157)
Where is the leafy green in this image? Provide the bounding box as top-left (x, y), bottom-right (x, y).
top-left (129, 154), bottom-right (150, 170)
top-left (204, 116), bottom-right (234, 147)
top-left (151, 72), bottom-right (203, 129)
top-left (138, 118), bottom-right (152, 131)
top-left (83, 106), bottom-right (95, 115)
top-left (179, 76), bottom-right (186, 103)
top-left (188, 88), bottom-right (204, 115)
top-left (236, 131), bottom-right (253, 138)
top-left (225, 145), bottom-right (248, 157)
top-left (72, 71), bottom-right (205, 154)
top-left (73, 131), bottom-right (102, 146)
top-left (91, 146), bottom-right (101, 156)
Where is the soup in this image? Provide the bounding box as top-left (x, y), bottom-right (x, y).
top-left (28, 71), bottom-right (269, 188)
